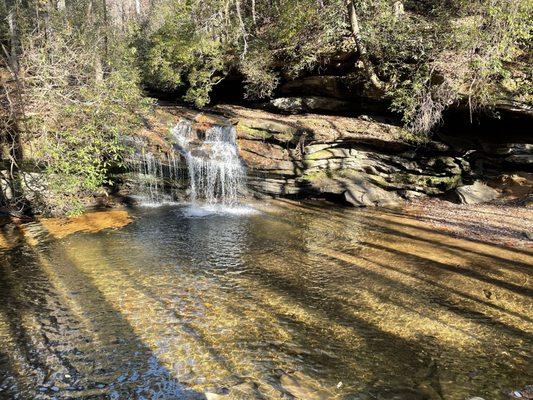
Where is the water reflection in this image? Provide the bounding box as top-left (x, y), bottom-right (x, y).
top-left (0, 201), bottom-right (531, 400)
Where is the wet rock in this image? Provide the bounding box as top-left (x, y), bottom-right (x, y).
top-left (204, 384), bottom-right (232, 399)
top-left (228, 381), bottom-right (264, 399)
top-left (454, 181), bottom-right (499, 204)
top-left (205, 393), bottom-right (228, 400)
top-left (280, 371), bottom-right (334, 400)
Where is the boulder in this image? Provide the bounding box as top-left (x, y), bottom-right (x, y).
top-left (343, 178), bottom-right (403, 207)
top-left (265, 96), bottom-right (356, 115)
top-left (454, 181), bottom-right (499, 204)
top-left (278, 74), bottom-right (381, 102)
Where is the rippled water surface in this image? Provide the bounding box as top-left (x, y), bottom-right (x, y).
top-left (0, 201), bottom-right (531, 400)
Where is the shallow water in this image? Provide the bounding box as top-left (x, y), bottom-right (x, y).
top-left (0, 200), bottom-right (531, 400)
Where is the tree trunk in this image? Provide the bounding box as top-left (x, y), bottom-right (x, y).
top-left (235, 0), bottom-right (248, 56)
top-left (251, 0), bottom-right (257, 25)
top-left (6, 6), bottom-right (19, 72)
top-left (2, 2), bottom-right (28, 212)
top-left (346, 0), bottom-right (384, 91)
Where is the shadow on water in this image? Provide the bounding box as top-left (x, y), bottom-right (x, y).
top-left (0, 224), bottom-right (206, 400)
top-left (0, 202), bottom-right (531, 400)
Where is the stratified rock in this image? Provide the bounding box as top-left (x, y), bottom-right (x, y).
top-left (210, 105), bottom-right (466, 205)
top-left (454, 181), bottom-right (499, 204)
top-left (135, 104), bottom-right (471, 206)
top-left (343, 178), bottom-right (403, 207)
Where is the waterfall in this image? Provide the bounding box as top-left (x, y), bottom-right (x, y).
top-left (172, 120), bottom-right (246, 205)
top-left (127, 119), bottom-right (246, 207)
top-left (131, 149), bottom-right (184, 204)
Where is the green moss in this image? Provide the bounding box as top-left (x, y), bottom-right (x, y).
top-left (392, 173), bottom-right (461, 190)
top-left (305, 150), bottom-right (333, 161)
top-left (237, 122), bottom-right (296, 142)
top-left (302, 170), bottom-right (330, 182)
top-left (238, 124), bottom-right (273, 140)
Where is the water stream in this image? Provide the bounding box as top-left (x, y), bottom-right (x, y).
top-left (132, 150), bottom-right (184, 205)
top-left (172, 120), bottom-right (246, 206)
top-left (0, 201), bottom-right (531, 400)
top-left (129, 120), bottom-right (246, 209)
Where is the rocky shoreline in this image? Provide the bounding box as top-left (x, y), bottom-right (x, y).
top-left (124, 104), bottom-right (530, 209)
top-left (1, 102), bottom-right (531, 219)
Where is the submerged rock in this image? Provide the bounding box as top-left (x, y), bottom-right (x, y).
top-left (279, 372), bottom-right (334, 400)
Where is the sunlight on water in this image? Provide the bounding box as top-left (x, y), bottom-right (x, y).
top-left (180, 203), bottom-right (260, 217)
top-left (0, 200), bottom-right (531, 400)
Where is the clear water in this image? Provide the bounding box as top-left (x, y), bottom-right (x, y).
top-left (0, 201), bottom-right (531, 400)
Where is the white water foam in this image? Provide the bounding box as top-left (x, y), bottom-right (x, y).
top-left (181, 204), bottom-right (259, 218)
top-left (172, 121), bottom-right (246, 206)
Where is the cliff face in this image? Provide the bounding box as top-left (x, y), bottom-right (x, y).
top-left (7, 101), bottom-right (530, 214)
top-left (136, 105), bottom-right (480, 206)
top-left (219, 105), bottom-right (470, 206)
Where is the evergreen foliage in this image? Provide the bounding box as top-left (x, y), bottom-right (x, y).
top-left (1, 0), bottom-right (531, 214)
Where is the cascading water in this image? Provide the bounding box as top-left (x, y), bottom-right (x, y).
top-left (130, 149), bottom-right (184, 204)
top-left (172, 120), bottom-right (246, 205)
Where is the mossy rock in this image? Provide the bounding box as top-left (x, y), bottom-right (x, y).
top-left (236, 120), bottom-right (298, 142)
top-left (392, 173), bottom-right (461, 191)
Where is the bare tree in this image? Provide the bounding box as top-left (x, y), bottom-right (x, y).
top-left (1, 1), bottom-right (28, 212)
top-left (346, 0), bottom-right (385, 91)
top-left (251, 0), bottom-right (257, 25)
top-left (235, 0), bottom-right (248, 56)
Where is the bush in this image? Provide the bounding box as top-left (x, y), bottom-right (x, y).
top-left (2, 7), bottom-right (152, 215)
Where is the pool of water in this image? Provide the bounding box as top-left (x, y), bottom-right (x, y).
top-left (0, 200), bottom-right (531, 400)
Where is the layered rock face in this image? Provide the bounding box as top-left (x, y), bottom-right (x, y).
top-left (210, 105), bottom-right (470, 206)
top-left (134, 104), bottom-right (530, 207)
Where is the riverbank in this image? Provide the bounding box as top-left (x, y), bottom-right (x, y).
top-left (405, 198), bottom-right (533, 249)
